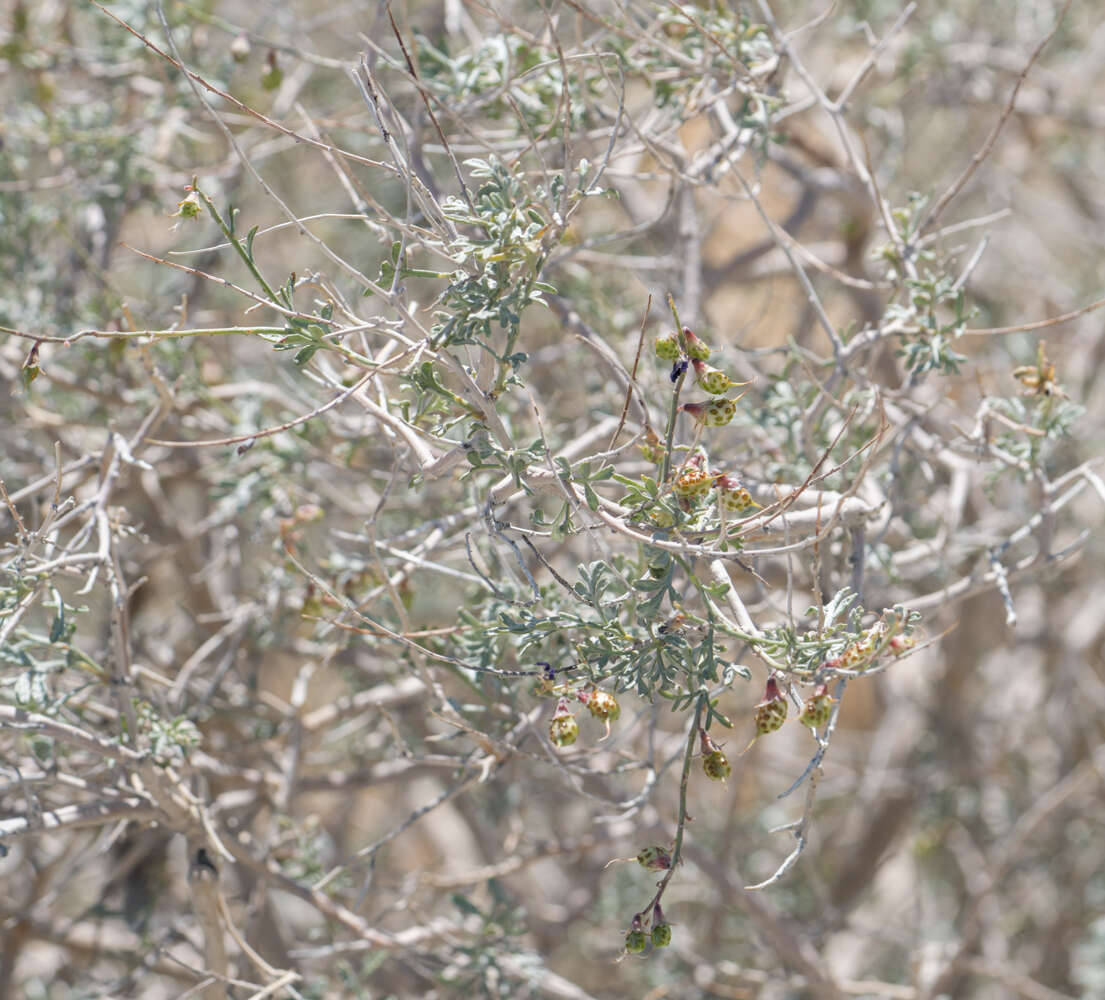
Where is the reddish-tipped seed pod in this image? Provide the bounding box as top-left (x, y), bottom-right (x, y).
top-left (691, 358), bottom-right (737, 395)
top-left (715, 474), bottom-right (755, 513)
top-left (699, 728), bottom-right (732, 780)
top-left (625, 915), bottom-right (648, 954)
top-left (549, 698), bottom-right (578, 748)
top-left (798, 683), bottom-right (835, 728)
top-left (636, 845), bottom-right (673, 871)
top-left (682, 326), bottom-right (711, 361)
top-left (754, 676), bottom-right (788, 734)
top-left (681, 397), bottom-right (738, 427)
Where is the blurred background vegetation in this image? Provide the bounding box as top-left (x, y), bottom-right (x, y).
top-left (2, 1), bottom-right (1104, 998)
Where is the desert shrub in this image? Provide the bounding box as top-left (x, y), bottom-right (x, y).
top-left (2, 2), bottom-right (1103, 998)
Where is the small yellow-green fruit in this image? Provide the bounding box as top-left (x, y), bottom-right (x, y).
top-left (681, 398), bottom-right (738, 427)
top-left (636, 845), bottom-right (673, 871)
top-left (651, 923), bottom-right (672, 948)
top-left (702, 749), bottom-right (732, 781)
top-left (655, 334), bottom-right (680, 361)
top-left (673, 466), bottom-right (712, 500)
top-left (682, 326), bottom-right (711, 362)
top-left (755, 676), bottom-right (788, 734)
top-left (692, 359), bottom-right (737, 395)
top-left (798, 684), bottom-right (835, 728)
top-left (549, 699), bottom-right (578, 748)
top-left (715, 474), bottom-right (755, 513)
top-left (587, 690), bottom-right (621, 722)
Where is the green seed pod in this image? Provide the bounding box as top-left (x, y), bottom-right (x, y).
top-left (549, 699), bottom-right (578, 748)
top-left (702, 749), bottom-right (732, 781)
top-left (798, 684), bottom-right (835, 728)
top-left (692, 359), bottom-right (737, 395)
top-left (715, 474), bottom-right (754, 513)
top-left (755, 676), bottom-right (788, 734)
top-left (651, 923), bottom-right (672, 948)
top-left (636, 846), bottom-right (673, 871)
top-left (681, 398), bottom-right (738, 427)
top-left (682, 326), bottom-right (711, 362)
top-left (655, 334), bottom-right (680, 361)
top-left (625, 929), bottom-right (648, 954)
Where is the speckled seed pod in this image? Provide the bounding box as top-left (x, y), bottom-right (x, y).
top-left (673, 465), bottom-right (713, 500)
top-left (755, 676), bottom-right (788, 734)
top-left (702, 749), bottom-right (732, 781)
top-left (587, 690), bottom-right (621, 722)
top-left (655, 334), bottom-right (680, 361)
top-left (625, 928), bottom-right (648, 954)
top-left (692, 359), bottom-right (736, 395)
top-left (651, 923), bottom-right (672, 948)
top-left (715, 474), bottom-right (754, 513)
top-left (681, 397), bottom-right (738, 427)
top-left (798, 684), bottom-right (835, 728)
top-left (682, 326), bottom-right (711, 362)
top-left (636, 845), bottom-right (673, 871)
top-left (549, 699), bottom-right (578, 748)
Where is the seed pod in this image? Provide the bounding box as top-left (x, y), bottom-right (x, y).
top-left (682, 326), bottom-right (711, 362)
top-left (587, 690), bottom-right (621, 722)
top-left (692, 359), bottom-right (737, 395)
top-left (625, 926), bottom-right (648, 954)
top-left (698, 728), bottom-right (732, 780)
top-left (655, 334), bottom-right (680, 361)
top-left (702, 749), bottom-right (732, 781)
top-left (798, 684), bottom-right (835, 728)
top-left (673, 465), bottom-right (712, 500)
top-left (681, 397), bottom-right (738, 427)
top-left (754, 676), bottom-right (788, 734)
top-left (549, 698), bottom-right (578, 748)
top-left (715, 474), bottom-right (755, 513)
top-left (636, 845), bottom-right (673, 871)
top-left (651, 923), bottom-right (672, 948)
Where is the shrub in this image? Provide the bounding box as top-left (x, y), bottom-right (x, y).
top-left (2, 2), bottom-right (1103, 997)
